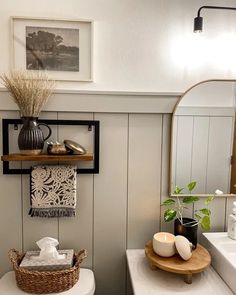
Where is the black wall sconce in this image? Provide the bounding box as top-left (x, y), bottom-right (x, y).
top-left (194, 6), bottom-right (236, 33)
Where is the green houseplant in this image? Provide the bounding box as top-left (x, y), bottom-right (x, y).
top-left (162, 181), bottom-right (214, 230)
top-left (161, 181), bottom-right (215, 247)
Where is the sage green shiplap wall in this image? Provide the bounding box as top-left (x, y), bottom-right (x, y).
top-left (0, 110), bottom-right (233, 295)
top-left (0, 110), bottom-right (170, 295)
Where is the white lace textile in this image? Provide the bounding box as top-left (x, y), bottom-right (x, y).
top-left (29, 165), bottom-right (77, 217)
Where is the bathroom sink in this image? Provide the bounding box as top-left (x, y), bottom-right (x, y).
top-left (219, 243), bottom-right (236, 252)
top-left (202, 232), bottom-right (236, 294)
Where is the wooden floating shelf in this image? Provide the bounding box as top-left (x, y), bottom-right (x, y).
top-left (1, 153), bottom-right (94, 162)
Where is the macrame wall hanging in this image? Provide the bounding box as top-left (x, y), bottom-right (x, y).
top-left (29, 165), bottom-right (77, 218)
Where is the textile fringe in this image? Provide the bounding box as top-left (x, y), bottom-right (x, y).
top-left (29, 208), bottom-right (75, 218)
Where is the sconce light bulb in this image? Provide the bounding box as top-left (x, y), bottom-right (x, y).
top-left (194, 16), bottom-right (203, 33)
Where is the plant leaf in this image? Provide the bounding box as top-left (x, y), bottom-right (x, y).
top-left (198, 208), bottom-right (211, 216)
top-left (164, 209), bottom-right (177, 222)
top-left (187, 181), bottom-right (197, 192)
top-left (200, 215), bottom-right (211, 230)
top-left (161, 199), bottom-right (176, 206)
top-left (182, 196), bottom-right (199, 204)
top-left (194, 213), bottom-right (202, 220)
top-left (174, 186), bottom-right (184, 194)
top-left (205, 196), bottom-right (214, 205)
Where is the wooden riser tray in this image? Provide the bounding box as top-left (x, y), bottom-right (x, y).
top-left (145, 240), bottom-right (211, 284)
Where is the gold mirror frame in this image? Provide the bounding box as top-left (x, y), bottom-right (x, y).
top-left (170, 79), bottom-right (236, 198)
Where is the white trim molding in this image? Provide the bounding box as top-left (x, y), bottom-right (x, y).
top-left (175, 106), bottom-right (235, 117)
top-left (0, 88), bottom-right (182, 113)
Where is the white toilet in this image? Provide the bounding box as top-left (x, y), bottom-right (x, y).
top-left (0, 269), bottom-right (95, 295)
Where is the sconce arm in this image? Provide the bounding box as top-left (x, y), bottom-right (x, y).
top-left (197, 5), bottom-right (236, 18)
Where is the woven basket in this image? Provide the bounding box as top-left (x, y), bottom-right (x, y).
top-left (8, 248), bottom-right (87, 294)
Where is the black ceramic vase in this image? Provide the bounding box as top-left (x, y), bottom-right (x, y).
top-left (174, 218), bottom-right (198, 249)
top-left (18, 117), bottom-right (52, 155)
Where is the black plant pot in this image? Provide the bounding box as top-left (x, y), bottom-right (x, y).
top-left (174, 218), bottom-right (198, 249)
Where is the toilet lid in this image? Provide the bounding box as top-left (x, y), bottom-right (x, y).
top-left (0, 269), bottom-right (95, 295)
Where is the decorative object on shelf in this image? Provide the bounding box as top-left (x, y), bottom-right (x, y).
top-left (0, 71), bottom-right (55, 117)
top-left (11, 16), bottom-right (93, 81)
top-left (153, 232), bottom-right (176, 258)
top-left (29, 165), bottom-right (77, 218)
top-left (175, 235), bottom-right (192, 261)
top-left (47, 141), bottom-right (72, 155)
top-left (0, 71), bottom-right (55, 155)
top-left (161, 181), bottom-right (216, 248)
top-left (64, 139), bottom-right (87, 155)
top-left (19, 237), bottom-right (73, 271)
top-left (2, 118), bottom-right (100, 175)
top-left (8, 247), bottom-right (87, 293)
top-left (18, 117), bottom-right (52, 155)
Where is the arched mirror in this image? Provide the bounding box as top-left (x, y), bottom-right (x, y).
top-left (170, 80), bottom-right (236, 196)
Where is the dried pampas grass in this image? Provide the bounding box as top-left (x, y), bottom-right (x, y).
top-left (0, 71), bottom-right (55, 117)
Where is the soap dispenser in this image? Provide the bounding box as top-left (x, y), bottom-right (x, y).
top-left (228, 202), bottom-right (236, 240)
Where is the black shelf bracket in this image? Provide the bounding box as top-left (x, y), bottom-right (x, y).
top-left (2, 119), bottom-right (100, 175)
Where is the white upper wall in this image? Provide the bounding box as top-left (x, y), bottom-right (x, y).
top-left (1, 0), bottom-right (236, 93)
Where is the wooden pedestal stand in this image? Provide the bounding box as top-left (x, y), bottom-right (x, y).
top-left (145, 240), bottom-right (211, 284)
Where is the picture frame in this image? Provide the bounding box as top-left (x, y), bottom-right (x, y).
top-left (11, 16), bottom-right (93, 81)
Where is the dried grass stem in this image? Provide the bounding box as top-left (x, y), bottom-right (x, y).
top-left (0, 71), bottom-right (55, 117)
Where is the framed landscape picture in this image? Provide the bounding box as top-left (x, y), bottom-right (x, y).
top-left (11, 17), bottom-right (93, 81)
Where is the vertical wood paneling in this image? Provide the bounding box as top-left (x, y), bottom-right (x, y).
top-left (174, 116), bottom-right (194, 219)
top-left (22, 112), bottom-right (59, 251)
top-left (191, 117), bottom-right (209, 193)
top-left (0, 106), bottom-right (235, 295)
top-left (127, 114), bottom-right (162, 248)
top-left (170, 116), bottom-right (178, 192)
top-left (57, 112), bottom-right (94, 269)
top-left (207, 117), bottom-right (233, 194)
top-left (210, 198), bottom-right (226, 231)
top-left (93, 113), bottom-right (128, 295)
top-left (0, 111), bottom-right (22, 277)
top-left (160, 114), bottom-right (173, 233)
top-left (8, 113), bottom-right (21, 170)
top-left (175, 116), bottom-right (194, 187)
top-left (172, 115), bottom-right (234, 195)
top-left (195, 197), bottom-right (226, 240)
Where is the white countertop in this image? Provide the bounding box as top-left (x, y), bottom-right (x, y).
top-left (126, 249), bottom-right (234, 295)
